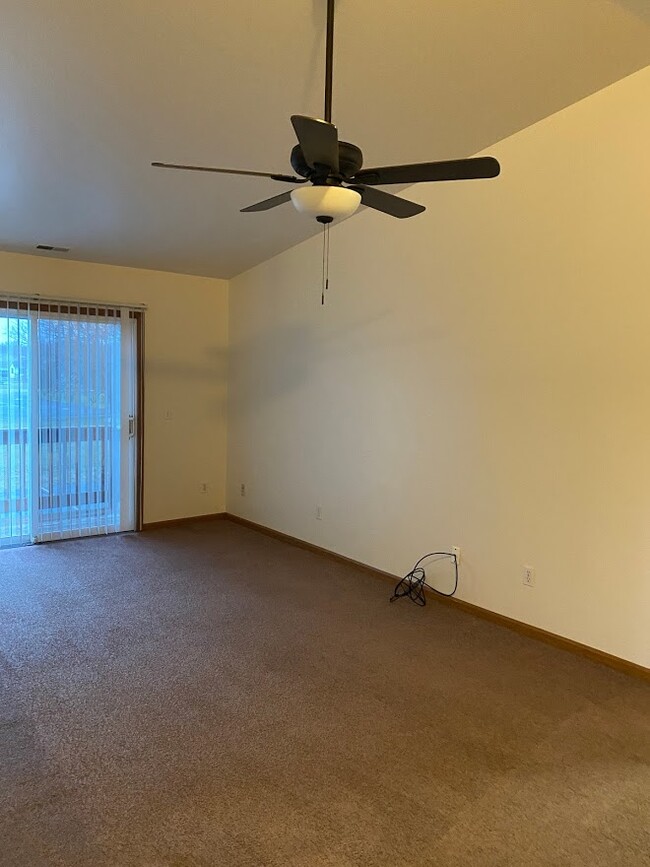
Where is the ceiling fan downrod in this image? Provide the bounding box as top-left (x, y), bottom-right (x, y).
top-left (324, 0), bottom-right (335, 123)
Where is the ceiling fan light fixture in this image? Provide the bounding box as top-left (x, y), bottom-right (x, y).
top-left (290, 185), bottom-right (361, 221)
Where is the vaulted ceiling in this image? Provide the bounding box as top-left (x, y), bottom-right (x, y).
top-left (1, 1), bottom-right (649, 278)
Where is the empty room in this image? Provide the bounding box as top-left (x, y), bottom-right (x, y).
top-left (1, 1), bottom-right (649, 865)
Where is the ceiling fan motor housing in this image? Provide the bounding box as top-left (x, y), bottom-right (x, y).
top-left (290, 141), bottom-right (363, 179)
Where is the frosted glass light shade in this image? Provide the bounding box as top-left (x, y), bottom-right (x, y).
top-left (290, 185), bottom-right (361, 220)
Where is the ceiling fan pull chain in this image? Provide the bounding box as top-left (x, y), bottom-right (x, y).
top-left (325, 222), bottom-right (330, 301)
top-left (320, 221), bottom-right (331, 306)
top-left (321, 222), bottom-right (326, 305)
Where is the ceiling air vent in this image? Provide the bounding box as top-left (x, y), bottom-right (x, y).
top-left (36, 244), bottom-right (70, 252)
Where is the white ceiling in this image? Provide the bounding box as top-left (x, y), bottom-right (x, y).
top-left (1, 0), bottom-right (649, 279)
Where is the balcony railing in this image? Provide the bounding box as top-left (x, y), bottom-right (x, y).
top-left (0, 425), bottom-right (110, 540)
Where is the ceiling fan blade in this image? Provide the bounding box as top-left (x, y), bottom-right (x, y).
top-left (290, 115), bottom-right (339, 173)
top-left (151, 162), bottom-right (305, 183)
top-left (351, 156), bottom-right (500, 186)
top-left (349, 185), bottom-right (425, 219)
top-left (240, 191), bottom-right (293, 213)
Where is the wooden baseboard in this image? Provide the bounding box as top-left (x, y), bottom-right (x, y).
top-left (224, 513), bottom-right (649, 682)
top-left (225, 512), bottom-right (399, 582)
top-left (143, 512), bottom-right (226, 531)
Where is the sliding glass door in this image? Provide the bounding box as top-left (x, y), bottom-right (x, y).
top-left (0, 301), bottom-right (139, 548)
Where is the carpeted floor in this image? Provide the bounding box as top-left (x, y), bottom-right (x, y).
top-left (0, 520), bottom-right (648, 867)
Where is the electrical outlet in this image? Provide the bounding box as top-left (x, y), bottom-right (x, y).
top-left (315, 505), bottom-right (323, 520)
top-left (240, 483), bottom-right (246, 497)
top-left (523, 565), bottom-right (535, 587)
top-left (199, 482), bottom-right (208, 494)
top-left (452, 546), bottom-right (461, 564)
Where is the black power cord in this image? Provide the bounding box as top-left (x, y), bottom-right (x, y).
top-left (390, 552), bottom-right (458, 606)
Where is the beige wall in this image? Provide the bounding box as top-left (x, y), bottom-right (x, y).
top-left (228, 66), bottom-right (650, 667)
top-left (0, 252), bottom-right (228, 523)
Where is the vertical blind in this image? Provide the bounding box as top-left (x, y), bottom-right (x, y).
top-left (0, 303), bottom-right (30, 545)
top-left (0, 294), bottom-right (143, 548)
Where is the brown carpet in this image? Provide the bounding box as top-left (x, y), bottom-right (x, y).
top-left (0, 520), bottom-right (648, 867)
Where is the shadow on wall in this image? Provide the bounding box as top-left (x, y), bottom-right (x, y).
top-left (146, 348), bottom-right (228, 417)
top-left (613, 1), bottom-right (650, 24)
top-left (144, 324), bottom-right (329, 420)
top-left (143, 324), bottom-right (324, 420)
top-left (144, 296), bottom-right (449, 421)
top-left (226, 305), bottom-right (451, 420)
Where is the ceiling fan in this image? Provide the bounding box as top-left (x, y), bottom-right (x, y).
top-left (152, 0), bottom-right (500, 225)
